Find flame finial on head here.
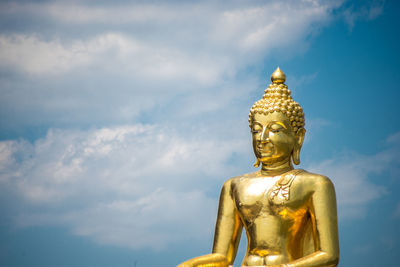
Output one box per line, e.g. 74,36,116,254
271,67,286,84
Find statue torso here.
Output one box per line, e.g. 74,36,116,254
231,169,316,266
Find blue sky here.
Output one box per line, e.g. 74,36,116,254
0,0,399,266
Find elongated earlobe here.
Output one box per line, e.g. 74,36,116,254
292,128,305,165
253,158,260,168
292,148,301,165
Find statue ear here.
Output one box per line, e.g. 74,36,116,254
292,128,306,165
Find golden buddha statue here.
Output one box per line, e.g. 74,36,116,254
178,68,339,267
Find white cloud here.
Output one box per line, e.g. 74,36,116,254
342,0,384,31
307,132,400,219
0,124,247,249
0,1,339,76
0,1,344,133
0,33,223,82
212,2,332,54
0,34,89,75
2,125,399,249
1,1,197,25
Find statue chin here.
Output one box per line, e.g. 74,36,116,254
178,68,339,267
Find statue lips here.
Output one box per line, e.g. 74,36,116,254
258,142,274,157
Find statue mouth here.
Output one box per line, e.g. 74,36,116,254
257,142,274,155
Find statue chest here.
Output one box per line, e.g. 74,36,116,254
232,174,308,224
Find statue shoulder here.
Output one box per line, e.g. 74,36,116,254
222,171,259,190
225,171,260,183
296,169,336,191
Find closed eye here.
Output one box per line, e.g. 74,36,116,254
251,122,263,133
270,123,285,132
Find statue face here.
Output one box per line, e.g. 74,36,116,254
251,112,297,165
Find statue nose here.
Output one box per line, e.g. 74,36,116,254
260,127,270,143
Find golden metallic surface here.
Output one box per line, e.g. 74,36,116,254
178,68,339,267
270,67,286,84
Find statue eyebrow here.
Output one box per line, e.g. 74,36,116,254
271,121,287,129
252,121,287,129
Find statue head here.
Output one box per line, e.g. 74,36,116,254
249,67,306,167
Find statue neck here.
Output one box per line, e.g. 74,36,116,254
261,159,294,176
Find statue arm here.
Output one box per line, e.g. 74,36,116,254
177,179,243,267
177,253,229,267
212,179,243,264
281,176,340,267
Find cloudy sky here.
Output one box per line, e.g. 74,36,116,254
0,0,399,266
